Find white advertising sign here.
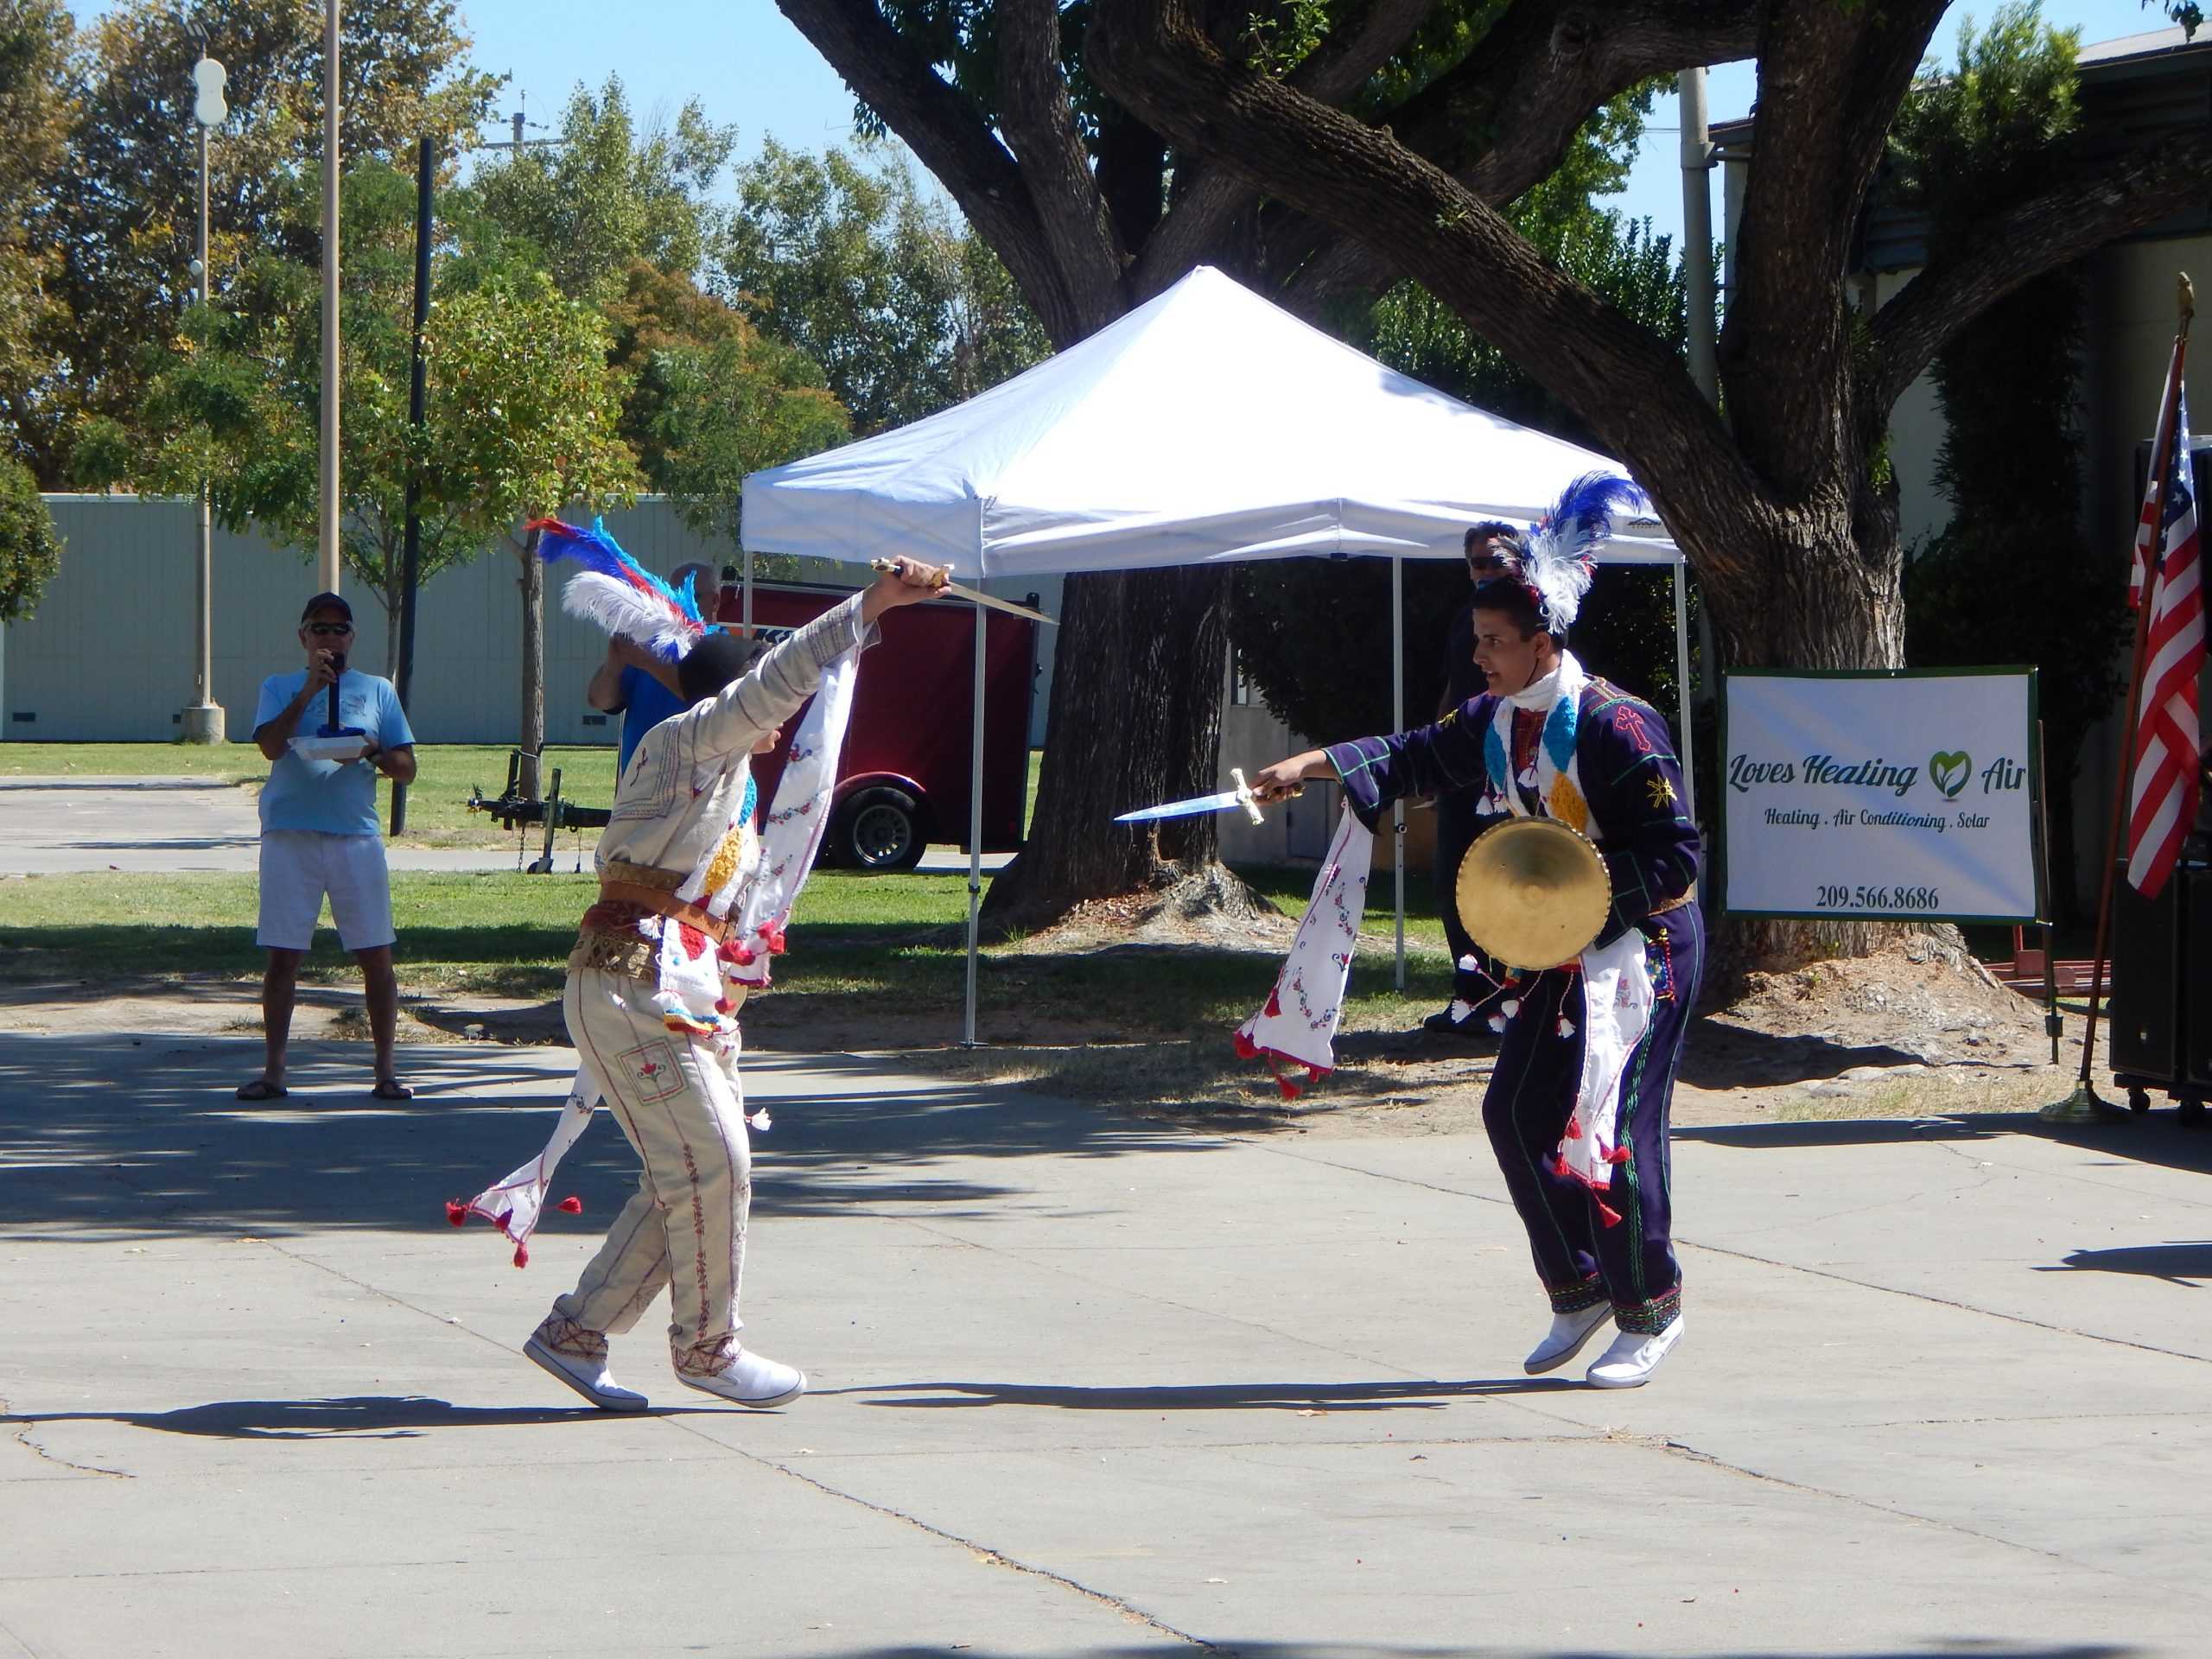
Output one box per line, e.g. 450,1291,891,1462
1721,670,2041,923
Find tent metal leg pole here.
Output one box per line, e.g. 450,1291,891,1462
964,603,986,1048
1673,561,1697,822
1392,554,1406,993
742,547,753,636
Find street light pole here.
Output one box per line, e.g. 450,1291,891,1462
317,0,341,594
183,54,228,744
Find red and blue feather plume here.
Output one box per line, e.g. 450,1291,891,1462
529,516,715,663
1522,472,1648,633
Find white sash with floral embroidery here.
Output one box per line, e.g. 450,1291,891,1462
453,652,861,1263
1235,804,1372,1094
1482,651,1653,1205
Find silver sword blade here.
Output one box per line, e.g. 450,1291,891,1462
938,578,1057,626
1113,790,1245,823
868,561,1056,625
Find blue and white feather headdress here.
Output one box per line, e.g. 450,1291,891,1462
1521,472,1648,634
530,516,719,663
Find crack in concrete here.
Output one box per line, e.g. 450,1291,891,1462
243,1238,1219,1649
1247,1136,2212,1366
0,1394,132,1482
659,1415,1220,1653
1653,1432,2212,1610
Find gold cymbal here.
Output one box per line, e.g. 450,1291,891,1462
1456,817,1611,971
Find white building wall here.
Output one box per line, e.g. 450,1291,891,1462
3,497,1060,747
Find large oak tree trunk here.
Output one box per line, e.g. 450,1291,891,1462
982,564,1259,929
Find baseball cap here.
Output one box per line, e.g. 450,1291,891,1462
300,592,353,623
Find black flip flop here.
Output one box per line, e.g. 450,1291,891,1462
235,1078,288,1100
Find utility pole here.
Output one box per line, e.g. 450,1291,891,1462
476,92,562,159
317,0,341,594
1677,67,1720,409
389,137,435,836
184,52,228,742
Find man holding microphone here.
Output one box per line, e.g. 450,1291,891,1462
238,592,416,1103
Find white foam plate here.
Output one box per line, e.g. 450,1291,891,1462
291,734,370,763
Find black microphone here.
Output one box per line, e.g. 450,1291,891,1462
327,652,346,734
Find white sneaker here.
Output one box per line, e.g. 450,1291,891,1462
677,1349,807,1409
1523,1301,1612,1374
524,1333,649,1413
1586,1314,1685,1388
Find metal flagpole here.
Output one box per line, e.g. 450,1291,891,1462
1673,560,1697,822
963,603,987,1046
1391,553,1406,991
2043,275,2193,1123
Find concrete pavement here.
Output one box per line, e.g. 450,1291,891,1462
0,776,1012,874
3,1028,2208,1657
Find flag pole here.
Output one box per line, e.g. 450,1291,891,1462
2043,274,2194,1123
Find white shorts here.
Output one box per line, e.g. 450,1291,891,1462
257,830,395,952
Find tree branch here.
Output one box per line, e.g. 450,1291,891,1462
1868,128,2212,418
1719,0,1943,496
1134,0,1432,297
1271,0,1760,315
997,0,1129,334
772,0,1084,344
1089,0,1770,600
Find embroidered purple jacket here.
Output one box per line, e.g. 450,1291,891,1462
1325,678,1701,945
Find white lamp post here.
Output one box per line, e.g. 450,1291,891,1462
318,1,340,594
181,53,228,744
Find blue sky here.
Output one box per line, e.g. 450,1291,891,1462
72,0,2168,251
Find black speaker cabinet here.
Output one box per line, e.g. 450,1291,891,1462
2109,860,2183,1081
2188,869,2212,1087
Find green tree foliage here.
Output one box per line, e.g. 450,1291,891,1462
0,1,73,475
0,454,62,622
40,0,496,482
470,76,735,306
600,259,851,549
1230,208,1698,752
721,138,1051,436
1891,3,2123,919
125,163,627,673
429,267,640,791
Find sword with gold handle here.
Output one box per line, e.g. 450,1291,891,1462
869,559,1056,626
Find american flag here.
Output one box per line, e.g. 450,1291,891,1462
2132,341,2185,606
2126,385,2205,898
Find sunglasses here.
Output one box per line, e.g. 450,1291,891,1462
305,622,353,637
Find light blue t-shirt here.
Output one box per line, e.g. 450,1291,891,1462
253,669,416,836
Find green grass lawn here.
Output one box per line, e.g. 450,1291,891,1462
0,741,621,849
0,741,1033,852
0,861,1450,1036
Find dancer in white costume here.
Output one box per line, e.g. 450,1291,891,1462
512,519,947,1412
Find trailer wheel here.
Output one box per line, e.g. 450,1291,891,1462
836,786,925,872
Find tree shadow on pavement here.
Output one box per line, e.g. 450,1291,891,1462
2037,1242,2212,1286
0,1034,1215,1242
759,1643,2141,1659
837,1376,1577,1412
1675,1111,2212,1179
0,1395,611,1440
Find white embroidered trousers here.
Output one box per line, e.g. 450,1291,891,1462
553,969,751,1374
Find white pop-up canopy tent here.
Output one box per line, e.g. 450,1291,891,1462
742,266,1691,1042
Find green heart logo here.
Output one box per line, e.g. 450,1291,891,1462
1929,750,1971,799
